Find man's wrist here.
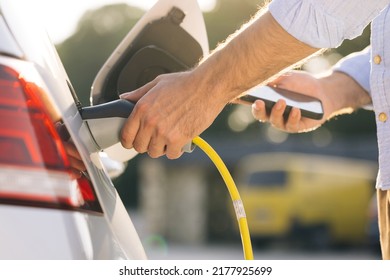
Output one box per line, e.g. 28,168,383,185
319,71,371,119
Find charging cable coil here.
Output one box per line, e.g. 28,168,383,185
192,136,254,260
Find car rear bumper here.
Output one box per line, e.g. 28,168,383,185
0,205,128,259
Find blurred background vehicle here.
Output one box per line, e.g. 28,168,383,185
231,153,378,250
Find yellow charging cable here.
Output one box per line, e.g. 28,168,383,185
192,136,254,260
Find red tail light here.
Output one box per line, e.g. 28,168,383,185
0,64,102,213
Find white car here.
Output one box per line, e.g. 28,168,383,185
0,0,208,259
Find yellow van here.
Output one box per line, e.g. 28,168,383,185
232,152,378,248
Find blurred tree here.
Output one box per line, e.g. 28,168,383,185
204,0,261,49
57,4,144,106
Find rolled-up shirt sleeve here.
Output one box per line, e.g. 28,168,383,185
268,0,389,48
332,47,371,94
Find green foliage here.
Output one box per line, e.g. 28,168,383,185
57,4,144,106
204,0,261,49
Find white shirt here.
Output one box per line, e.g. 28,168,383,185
269,0,390,190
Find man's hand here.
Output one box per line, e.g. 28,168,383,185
55,122,86,179
251,71,328,133
63,142,86,179
251,70,371,133
119,71,226,159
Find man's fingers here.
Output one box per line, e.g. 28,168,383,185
63,142,82,160
147,137,167,158
63,142,86,171
131,107,161,154
285,107,301,132
68,156,86,172
120,79,157,103
165,138,184,159
251,100,268,122
269,99,287,129
251,99,303,133
120,79,161,151
121,103,141,150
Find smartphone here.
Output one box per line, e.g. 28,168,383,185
240,85,324,120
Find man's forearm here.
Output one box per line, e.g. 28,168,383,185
191,10,321,105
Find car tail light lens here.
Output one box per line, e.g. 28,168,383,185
0,64,102,213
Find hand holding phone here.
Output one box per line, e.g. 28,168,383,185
239,85,324,120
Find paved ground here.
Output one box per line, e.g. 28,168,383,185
144,242,380,260
129,210,381,260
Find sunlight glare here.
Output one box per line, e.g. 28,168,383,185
33,0,216,43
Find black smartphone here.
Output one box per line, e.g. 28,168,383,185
240,85,324,120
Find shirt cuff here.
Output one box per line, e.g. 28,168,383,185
332,47,372,109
